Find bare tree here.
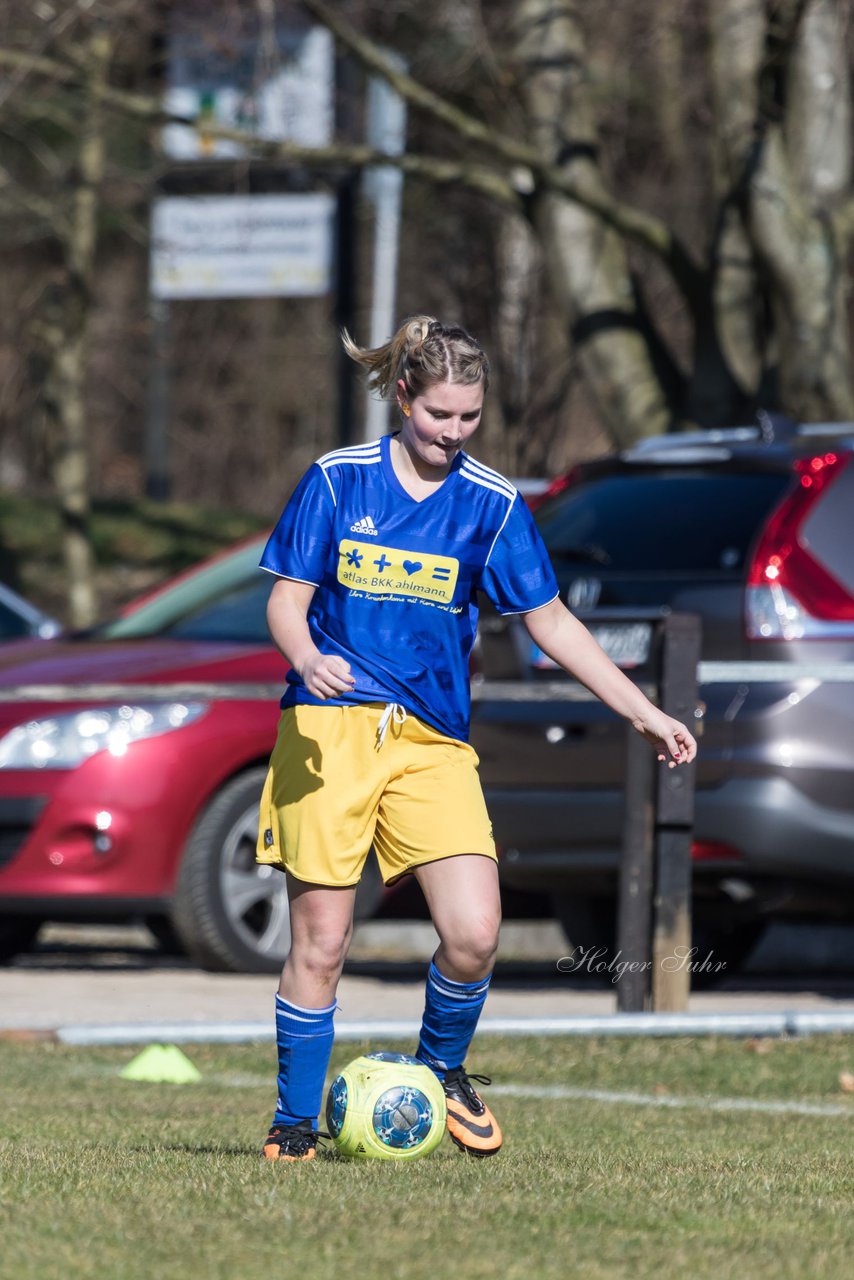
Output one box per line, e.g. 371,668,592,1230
0,0,852,626
303,0,853,429
512,0,673,443
39,24,111,628
710,0,853,422
0,8,115,627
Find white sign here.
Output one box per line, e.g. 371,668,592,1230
150,194,335,299
162,25,333,160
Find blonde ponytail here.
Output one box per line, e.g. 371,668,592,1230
342,315,489,401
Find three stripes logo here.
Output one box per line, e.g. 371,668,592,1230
350,515,379,536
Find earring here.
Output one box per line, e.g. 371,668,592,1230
401,403,411,417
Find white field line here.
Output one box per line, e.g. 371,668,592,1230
490,1084,854,1118
69,1063,854,1118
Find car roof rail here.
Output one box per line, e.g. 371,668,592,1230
620,426,761,461
755,409,798,442
619,414,854,464
796,420,854,438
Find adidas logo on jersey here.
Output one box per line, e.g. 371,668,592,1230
350,515,379,535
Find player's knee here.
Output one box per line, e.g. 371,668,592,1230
291,919,352,981
443,911,500,977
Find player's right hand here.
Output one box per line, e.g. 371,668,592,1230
300,652,356,700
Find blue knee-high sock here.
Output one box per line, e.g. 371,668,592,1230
415,957,492,1079
272,993,337,1129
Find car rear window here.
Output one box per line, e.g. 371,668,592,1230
159,577,272,642
0,599,30,640
800,457,854,592
97,538,269,641
535,469,790,572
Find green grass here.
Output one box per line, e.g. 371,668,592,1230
3,1035,854,1279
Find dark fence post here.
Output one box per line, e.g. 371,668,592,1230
615,730,655,1011
616,612,701,1012
650,613,701,1010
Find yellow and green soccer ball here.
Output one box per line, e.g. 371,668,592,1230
325,1052,447,1160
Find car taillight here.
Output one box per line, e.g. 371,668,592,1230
529,465,581,513
691,840,743,862
745,452,854,639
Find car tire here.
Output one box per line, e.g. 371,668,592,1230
551,893,764,987
171,768,384,974
0,916,43,965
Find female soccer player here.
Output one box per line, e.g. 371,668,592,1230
257,316,697,1160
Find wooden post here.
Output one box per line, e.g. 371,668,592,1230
616,611,700,1012
650,613,701,1011
615,727,655,1011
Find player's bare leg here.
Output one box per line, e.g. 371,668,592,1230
279,877,357,1006
415,854,503,1155
264,878,357,1161
415,853,501,982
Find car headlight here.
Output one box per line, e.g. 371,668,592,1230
0,702,208,770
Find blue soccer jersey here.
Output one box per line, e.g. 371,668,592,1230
260,434,558,741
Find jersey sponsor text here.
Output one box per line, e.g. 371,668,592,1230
337,539,459,605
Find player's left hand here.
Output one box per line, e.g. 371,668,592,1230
631,709,697,768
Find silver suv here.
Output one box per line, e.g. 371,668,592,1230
472,420,854,969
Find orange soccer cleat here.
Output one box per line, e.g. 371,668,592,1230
443,1068,503,1157
262,1120,323,1162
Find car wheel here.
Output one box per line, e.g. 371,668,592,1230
551,893,764,987
0,916,43,965
172,768,384,974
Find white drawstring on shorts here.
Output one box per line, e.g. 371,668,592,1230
376,702,407,750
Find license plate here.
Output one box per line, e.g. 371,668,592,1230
530,622,652,671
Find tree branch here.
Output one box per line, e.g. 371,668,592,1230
0,28,699,288
303,0,534,162
0,45,523,211
301,0,701,288
0,164,69,235
0,45,156,119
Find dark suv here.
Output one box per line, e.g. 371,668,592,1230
471,420,854,967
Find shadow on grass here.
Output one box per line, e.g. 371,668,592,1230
143,1144,257,1157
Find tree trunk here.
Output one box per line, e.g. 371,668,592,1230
492,211,540,472
45,26,110,628
711,0,854,422
513,0,673,445
701,0,773,419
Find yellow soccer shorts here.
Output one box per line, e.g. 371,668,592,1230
256,703,496,887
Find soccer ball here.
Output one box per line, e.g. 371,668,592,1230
325,1052,447,1160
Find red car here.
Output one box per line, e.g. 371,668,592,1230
0,536,382,972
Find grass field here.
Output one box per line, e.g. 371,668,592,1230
3,1033,854,1280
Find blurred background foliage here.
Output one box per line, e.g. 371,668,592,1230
0,0,851,623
